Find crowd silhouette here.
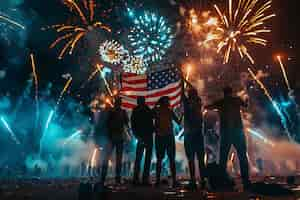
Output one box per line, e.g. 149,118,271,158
97,76,251,191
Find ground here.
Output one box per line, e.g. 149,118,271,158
0,177,299,200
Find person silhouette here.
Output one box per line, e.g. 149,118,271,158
131,96,154,185
101,97,129,184
182,83,207,189
205,87,251,190
154,96,181,188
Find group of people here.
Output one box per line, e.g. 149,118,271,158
98,80,251,190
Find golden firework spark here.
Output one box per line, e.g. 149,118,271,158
214,0,275,64
96,64,113,96
46,0,111,59
277,56,291,92
30,54,40,130
56,77,73,107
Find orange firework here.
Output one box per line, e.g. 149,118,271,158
46,0,111,59
214,0,275,64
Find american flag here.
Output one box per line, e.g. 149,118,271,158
120,67,182,110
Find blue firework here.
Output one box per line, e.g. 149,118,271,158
128,11,173,64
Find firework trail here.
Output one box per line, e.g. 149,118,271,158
90,148,98,168
247,128,274,146
56,77,73,107
248,68,292,141
277,56,291,92
40,78,72,155
79,67,100,90
44,110,54,134
0,116,20,144
0,14,25,30
63,129,82,145
46,0,111,59
214,0,275,64
30,54,40,130
96,64,112,96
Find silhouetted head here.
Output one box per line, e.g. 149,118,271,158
114,97,122,108
223,87,233,97
158,96,170,107
137,96,146,106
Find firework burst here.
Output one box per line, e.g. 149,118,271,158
123,56,147,75
214,0,275,64
46,0,111,59
128,10,174,64
99,40,128,65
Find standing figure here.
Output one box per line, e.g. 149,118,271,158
182,84,207,189
154,96,181,187
131,96,154,185
205,87,251,189
101,97,129,184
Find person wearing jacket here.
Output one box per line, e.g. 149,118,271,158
131,96,154,185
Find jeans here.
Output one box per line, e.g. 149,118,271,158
219,129,250,186
101,139,123,183
155,134,176,183
133,138,153,182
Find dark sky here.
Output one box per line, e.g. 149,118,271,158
0,0,300,96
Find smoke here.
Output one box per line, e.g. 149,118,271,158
0,76,98,177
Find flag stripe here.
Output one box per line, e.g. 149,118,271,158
121,81,181,97
121,68,182,110
121,88,181,106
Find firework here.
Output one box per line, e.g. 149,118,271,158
30,54,40,130
123,56,147,74
247,128,274,146
56,77,73,106
128,10,174,64
99,40,128,65
0,116,20,144
47,0,111,59
186,9,221,47
248,68,292,140
79,67,100,90
63,129,83,145
0,14,25,30
96,64,113,96
214,0,275,64
90,148,98,167
277,56,291,92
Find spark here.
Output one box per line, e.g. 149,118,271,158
128,10,174,64
1,116,20,144
277,56,291,92
56,77,73,107
63,129,83,145
123,56,147,75
96,64,113,96
79,67,100,90
186,64,192,81
0,14,25,30
44,110,55,134
30,54,39,130
46,0,111,59
248,68,292,141
247,128,275,147
214,0,275,64
184,9,221,64
90,148,98,168
99,40,128,65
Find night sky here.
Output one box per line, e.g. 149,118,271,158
0,0,299,98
